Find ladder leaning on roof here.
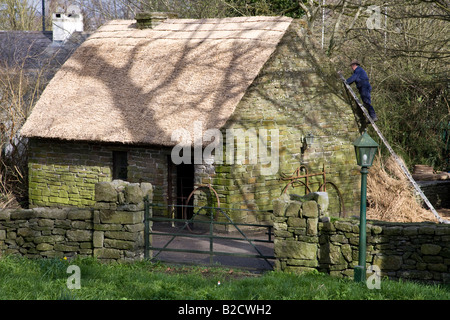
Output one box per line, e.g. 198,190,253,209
338,72,450,224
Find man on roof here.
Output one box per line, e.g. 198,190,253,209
345,59,378,122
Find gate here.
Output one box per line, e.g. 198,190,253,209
144,198,274,270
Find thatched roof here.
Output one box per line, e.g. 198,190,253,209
20,16,293,146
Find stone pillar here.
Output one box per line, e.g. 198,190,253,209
93,181,153,262
272,193,327,273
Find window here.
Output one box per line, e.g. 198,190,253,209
113,151,128,180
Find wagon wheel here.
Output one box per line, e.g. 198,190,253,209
317,181,346,218
182,184,220,232
282,179,312,195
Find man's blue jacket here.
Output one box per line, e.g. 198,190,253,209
346,66,371,91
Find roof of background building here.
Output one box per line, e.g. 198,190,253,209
0,30,89,71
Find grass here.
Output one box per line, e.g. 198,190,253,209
0,255,448,300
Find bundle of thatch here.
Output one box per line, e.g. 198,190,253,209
366,155,435,223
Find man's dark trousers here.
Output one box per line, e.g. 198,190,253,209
359,86,376,119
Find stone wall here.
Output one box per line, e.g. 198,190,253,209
28,138,173,215
207,20,361,222
273,194,450,284
0,181,153,262
272,193,328,273
417,180,450,209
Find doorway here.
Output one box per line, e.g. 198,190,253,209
176,163,195,219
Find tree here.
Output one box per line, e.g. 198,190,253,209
0,40,46,207
224,0,305,18
303,0,449,169
0,0,40,30
72,0,306,30
0,13,78,206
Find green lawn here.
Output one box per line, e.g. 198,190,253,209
0,255,448,300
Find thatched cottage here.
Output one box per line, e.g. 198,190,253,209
21,13,362,222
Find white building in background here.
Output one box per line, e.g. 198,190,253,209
52,5,84,43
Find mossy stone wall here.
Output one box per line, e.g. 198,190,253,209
273,194,450,284
200,20,361,222
1,181,153,262
28,139,174,214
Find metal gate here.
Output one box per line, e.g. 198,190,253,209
144,198,274,270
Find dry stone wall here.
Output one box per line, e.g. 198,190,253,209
417,180,450,209
273,193,450,284
0,181,153,262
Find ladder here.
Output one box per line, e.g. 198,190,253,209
338,72,449,224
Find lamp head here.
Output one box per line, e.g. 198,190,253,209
353,131,379,167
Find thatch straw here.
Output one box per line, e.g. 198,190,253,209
367,154,436,223
20,16,293,147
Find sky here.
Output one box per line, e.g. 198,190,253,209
33,0,46,14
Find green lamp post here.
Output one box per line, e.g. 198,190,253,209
353,131,379,283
